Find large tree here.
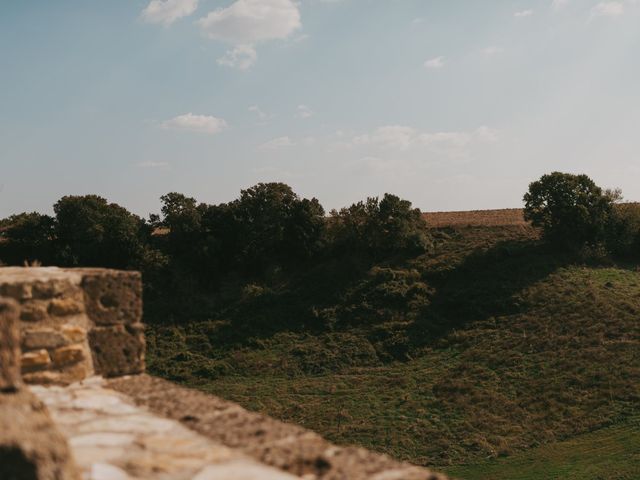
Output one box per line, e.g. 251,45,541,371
523,172,618,250
54,195,149,268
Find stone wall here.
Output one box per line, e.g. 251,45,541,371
0,296,79,479
0,267,145,385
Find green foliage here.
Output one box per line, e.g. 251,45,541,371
328,193,431,259
606,203,640,257
0,212,55,264
231,182,325,271
53,195,153,269
523,172,618,251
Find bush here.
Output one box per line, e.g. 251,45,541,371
523,172,617,251
0,212,55,264
327,193,431,259
54,195,152,269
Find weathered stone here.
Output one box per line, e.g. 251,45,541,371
49,297,83,316
32,279,72,299
81,270,142,326
0,299,21,391
22,370,65,386
21,349,51,370
193,462,300,480
89,325,145,377
1,282,33,300
0,389,80,480
52,345,85,366
23,362,89,386
19,303,49,322
62,325,87,343
23,329,68,349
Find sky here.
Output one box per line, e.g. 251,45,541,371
1,0,639,218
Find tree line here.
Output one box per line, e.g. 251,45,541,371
1,172,639,282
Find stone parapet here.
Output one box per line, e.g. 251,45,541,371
0,267,145,385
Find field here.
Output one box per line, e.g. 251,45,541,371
423,208,527,227
448,416,640,480
146,212,640,478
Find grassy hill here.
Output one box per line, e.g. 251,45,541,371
145,216,640,477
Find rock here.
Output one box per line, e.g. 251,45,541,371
52,345,85,366
0,389,80,480
19,303,48,322
0,299,21,391
49,298,83,316
62,325,87,343
23,329,69,349
81,271,142,326
193,462,300,480
0,282,33,300
89,326,145,377
89,463,130,480
21,349,51,370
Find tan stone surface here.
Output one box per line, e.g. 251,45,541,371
23,328,69,349
21,349,51,370
52,345,85,366
108,375,449,480
31,377,303,480
0,298,21,391
0,389,80,480
80,270,142,326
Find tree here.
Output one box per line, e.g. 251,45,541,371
0,212,55,264
53,195,149,269
231,183,325,271
523,172,617,250
328,193,431,258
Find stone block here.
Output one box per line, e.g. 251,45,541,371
0,299,21,392
0,390,80,480
49,298,83,317
21,349,51,371
88,324,145,377
52,345,85,366
23,329,68,350
19,303,49,322
61,325,87,343
0,282,33,301
81,270,142,326
23,362,88,386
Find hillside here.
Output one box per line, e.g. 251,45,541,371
145,213,640,476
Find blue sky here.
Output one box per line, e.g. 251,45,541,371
1,0,639,218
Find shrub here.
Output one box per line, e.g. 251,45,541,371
523,172,617,251
327,193,431,259
53,195,151,269
0,212,55,264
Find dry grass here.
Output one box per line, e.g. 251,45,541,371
422,209,528,228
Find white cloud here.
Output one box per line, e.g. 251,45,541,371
514,9,534,17
141,0,198,26
424,56,445,69
590,2,625,18
482,46,504,56
296,105,314,119
197,0,301,44
259,136,295,149
217,45,257,70
161,113,227,134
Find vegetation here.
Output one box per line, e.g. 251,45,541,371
1,172,639,478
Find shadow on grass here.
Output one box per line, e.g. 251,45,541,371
408,240,570,347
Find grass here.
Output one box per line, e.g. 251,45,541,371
447,416,640,480
146,224,640,476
